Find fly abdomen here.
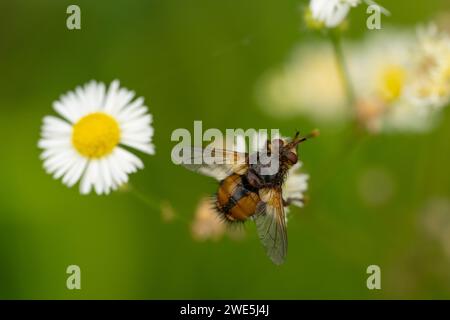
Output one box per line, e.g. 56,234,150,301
216,174,260,222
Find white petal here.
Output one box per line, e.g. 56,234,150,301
80,160,96,195
53,155,79,180
62,157,88,187
326,4,350,27
91,160,104,195
94,82,106,110
117,107,151,125
82,81,97,113
60,91,86,122
107,152,129,187
310,0,330,19
115,147,144,172
118,106,150,124
40,148,65,160
40,131,72,140
103,80,120,113
38,137,72,149
110,88,135,116
99,158,113,194
42,116,72,134
53,100,77,123
75,85,90,115
43,149,76,173
120,114,152,131
120,129,153,142
116,97,145,122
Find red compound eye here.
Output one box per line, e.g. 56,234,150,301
285,151,298,164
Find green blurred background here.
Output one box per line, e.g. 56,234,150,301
0,0,449,299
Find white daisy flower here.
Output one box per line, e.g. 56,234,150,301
309,0,389,29
309,0,361,28
348,25,450,133
38,80,155,195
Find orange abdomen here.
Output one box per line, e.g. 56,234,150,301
216,174,260,222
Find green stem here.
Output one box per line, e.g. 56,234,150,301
330,31,356,107
127,184,190,224
311,32,368,193
128,184,161,212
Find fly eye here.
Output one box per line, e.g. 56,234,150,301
285,151,298,164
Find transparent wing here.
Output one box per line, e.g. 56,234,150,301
254,187,288,265
181,147,248,181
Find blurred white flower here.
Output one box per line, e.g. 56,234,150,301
191,196,245,241
259,20,448,134
348,31,413,103
191,197,226,241
283,162,309,209
349,25,450,133
408,24,450,110
256,43,349,124
347,30,416,132
309,0,361,28
38,80,155,195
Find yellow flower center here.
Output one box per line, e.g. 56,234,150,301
72,112,120,158
378,65,406,103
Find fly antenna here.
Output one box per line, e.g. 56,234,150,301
292,129,319,147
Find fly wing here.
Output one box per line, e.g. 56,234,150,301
253,187,288,265
181,147,248,181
